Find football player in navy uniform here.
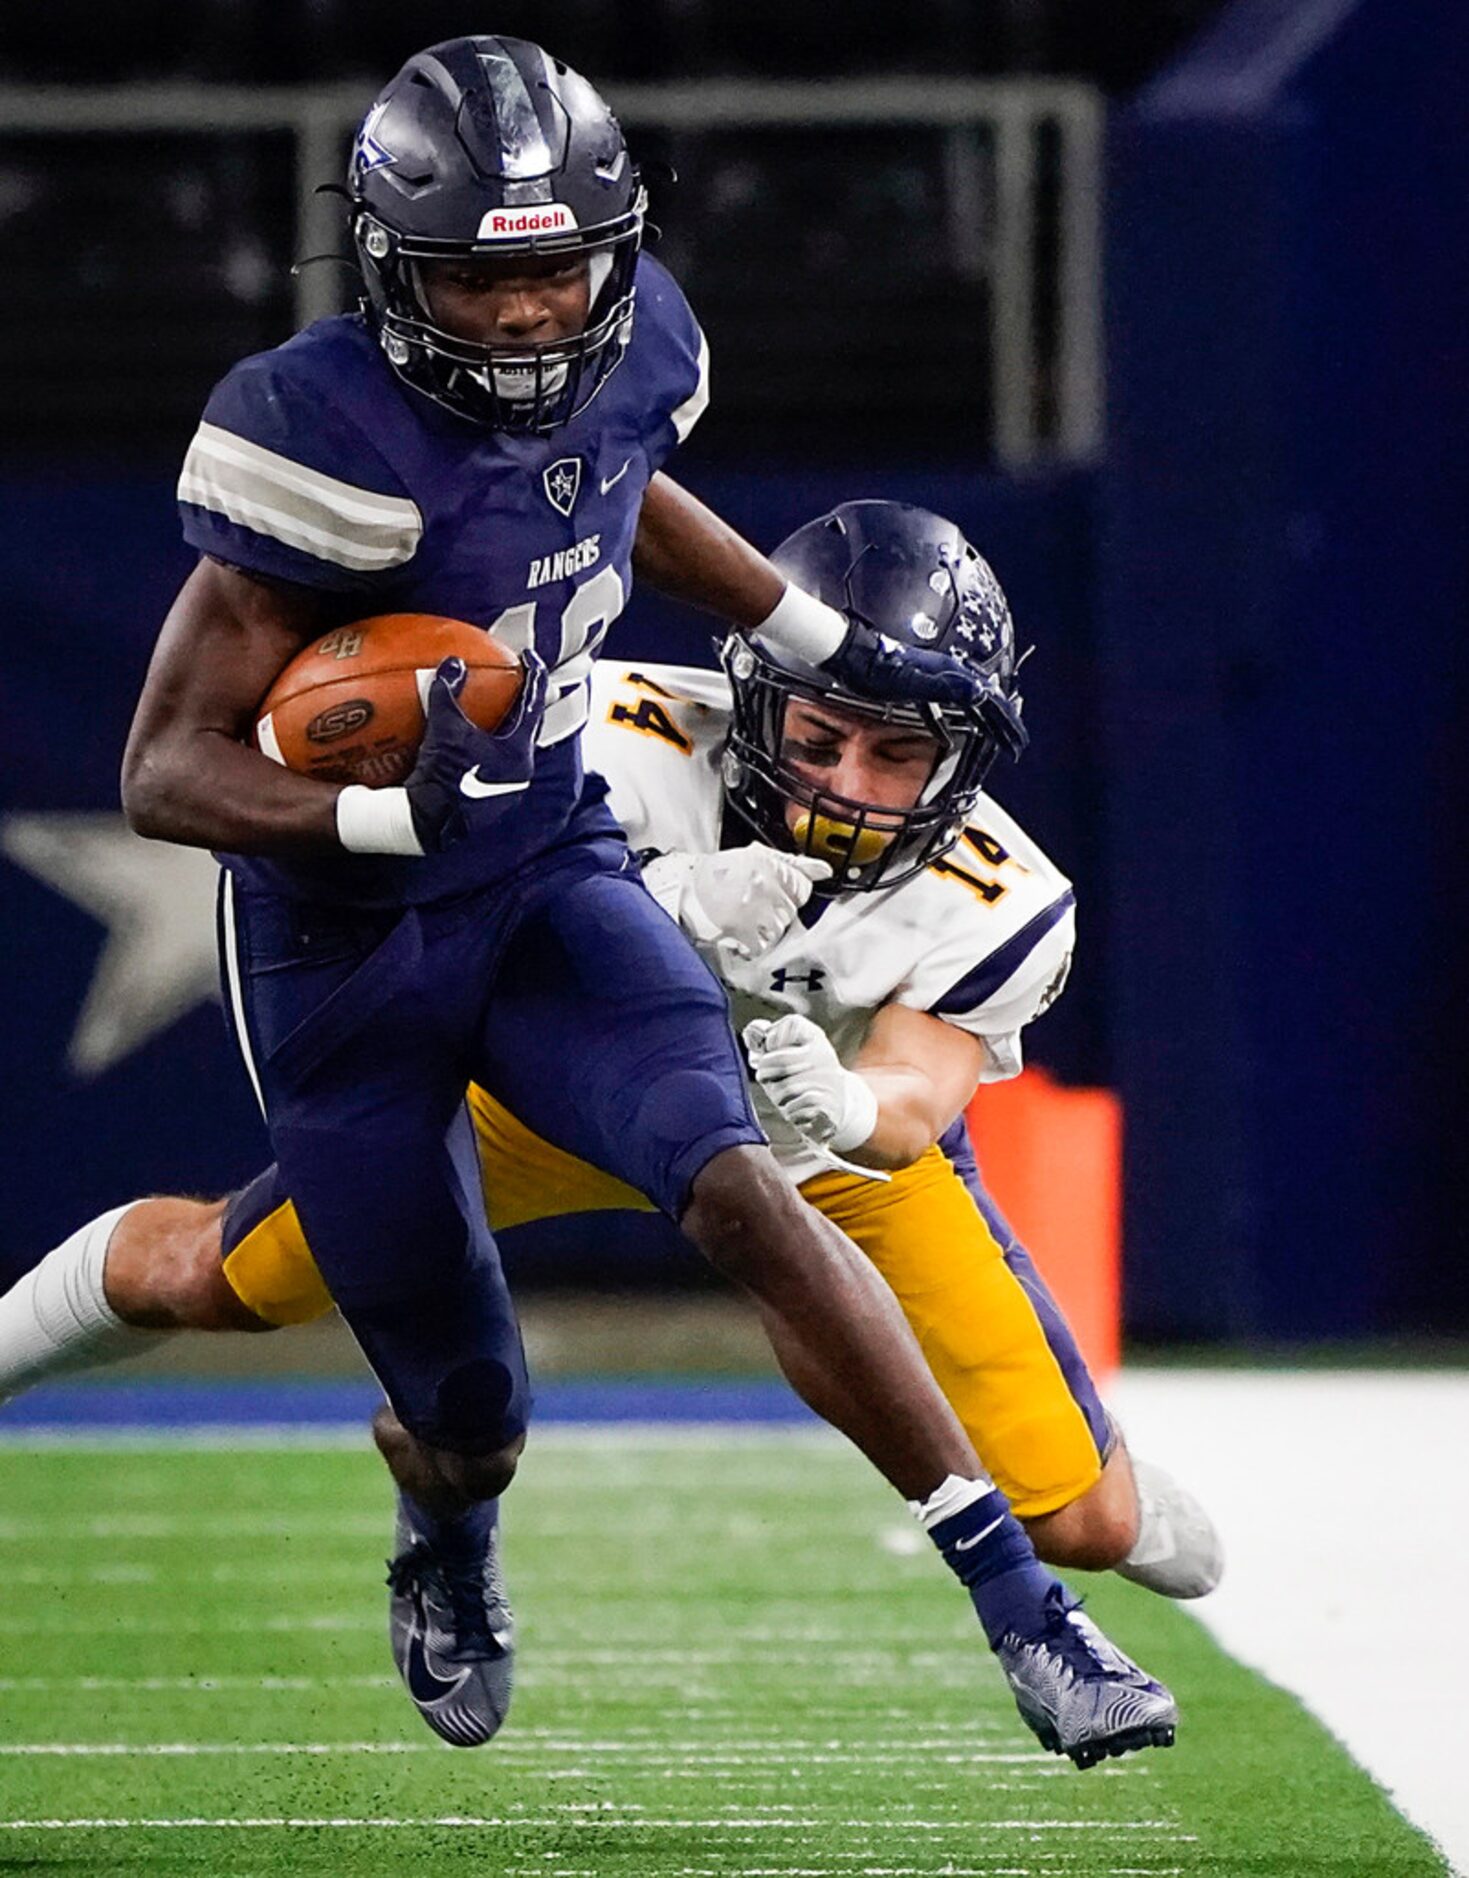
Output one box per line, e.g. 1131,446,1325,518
4,43,1177,1766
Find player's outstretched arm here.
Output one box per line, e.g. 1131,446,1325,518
631,472,785,625
122,557,345,853
633,475,985,710
746,1005,985,1171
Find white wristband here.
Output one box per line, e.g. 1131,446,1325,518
335,784,425,857
831,1070,880,1152
755,583,847,666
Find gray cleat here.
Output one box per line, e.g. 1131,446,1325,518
1115,1457,1225,1599
386,1502,514,1747
994,1584,1179,1769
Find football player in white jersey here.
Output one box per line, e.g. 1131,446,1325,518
469,499,1218,1595
0,500,1217,1604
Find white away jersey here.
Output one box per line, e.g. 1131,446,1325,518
584,662,1076,1181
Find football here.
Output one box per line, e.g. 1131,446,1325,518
255,614,522,788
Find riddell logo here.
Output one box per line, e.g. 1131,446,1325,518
477,204,578,240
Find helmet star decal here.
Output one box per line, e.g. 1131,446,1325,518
352,102,395,178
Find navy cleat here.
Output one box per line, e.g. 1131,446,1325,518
386,1499,514,1747
994,1584,1178,1769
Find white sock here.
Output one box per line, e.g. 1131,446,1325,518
907,1471,999,1530
0,1203,163,1404
1115,1456,1225,1599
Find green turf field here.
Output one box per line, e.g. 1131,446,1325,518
0,1433,1447,1876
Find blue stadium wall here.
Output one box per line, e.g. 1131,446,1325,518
1100,0,1468,1339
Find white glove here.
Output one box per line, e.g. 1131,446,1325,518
743,1014,879,1151
641,845,831,961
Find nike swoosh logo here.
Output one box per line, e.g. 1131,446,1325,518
953,1514,1005,1553
459,770,531,801
403,1621,470,1705
600,458,633,494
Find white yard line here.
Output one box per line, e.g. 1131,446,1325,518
0,1614,379,1633
1111,1369,1469,1877
0,1514,386,1537
0,1618,978,1651
0,1814,1190,1833
0,1675,1000,1707
0,1426,372,1449
0,1675,393,1692
0,1740,1065,1764
0,1741,431,1756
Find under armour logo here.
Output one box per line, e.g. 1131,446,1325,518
770,966,826,994
542,457,582,517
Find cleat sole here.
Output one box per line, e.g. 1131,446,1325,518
1068,1722,1177,1769
1013,1698,1061,1755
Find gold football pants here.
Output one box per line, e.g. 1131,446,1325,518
221,1086,1107,1516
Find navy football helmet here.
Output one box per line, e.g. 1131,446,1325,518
348,36,645,432
720,501,1027,893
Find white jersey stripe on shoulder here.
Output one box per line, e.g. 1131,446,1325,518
179,422,422,572
186,425,420,528
670,329,711,443
177,474,412,572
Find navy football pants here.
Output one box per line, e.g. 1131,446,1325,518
219,835,761,1454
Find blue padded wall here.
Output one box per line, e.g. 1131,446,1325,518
1100,0,1469,1337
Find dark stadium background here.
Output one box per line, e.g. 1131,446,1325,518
0,0,1463,1348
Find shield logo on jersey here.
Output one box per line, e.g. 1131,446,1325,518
542,457,583,517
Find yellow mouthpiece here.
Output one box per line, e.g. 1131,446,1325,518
793,811,893,867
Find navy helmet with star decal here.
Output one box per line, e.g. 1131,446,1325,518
720,501,1028,892
349,35,645,432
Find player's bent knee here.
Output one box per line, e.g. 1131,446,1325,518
681,1145,804,1284
187,1208,280,1332
1023,1467,1140,1571
106,1197,273,1332
1029,1511,1136,1572
440,1440,523,1504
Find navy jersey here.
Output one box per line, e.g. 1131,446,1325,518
178,254,710,905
